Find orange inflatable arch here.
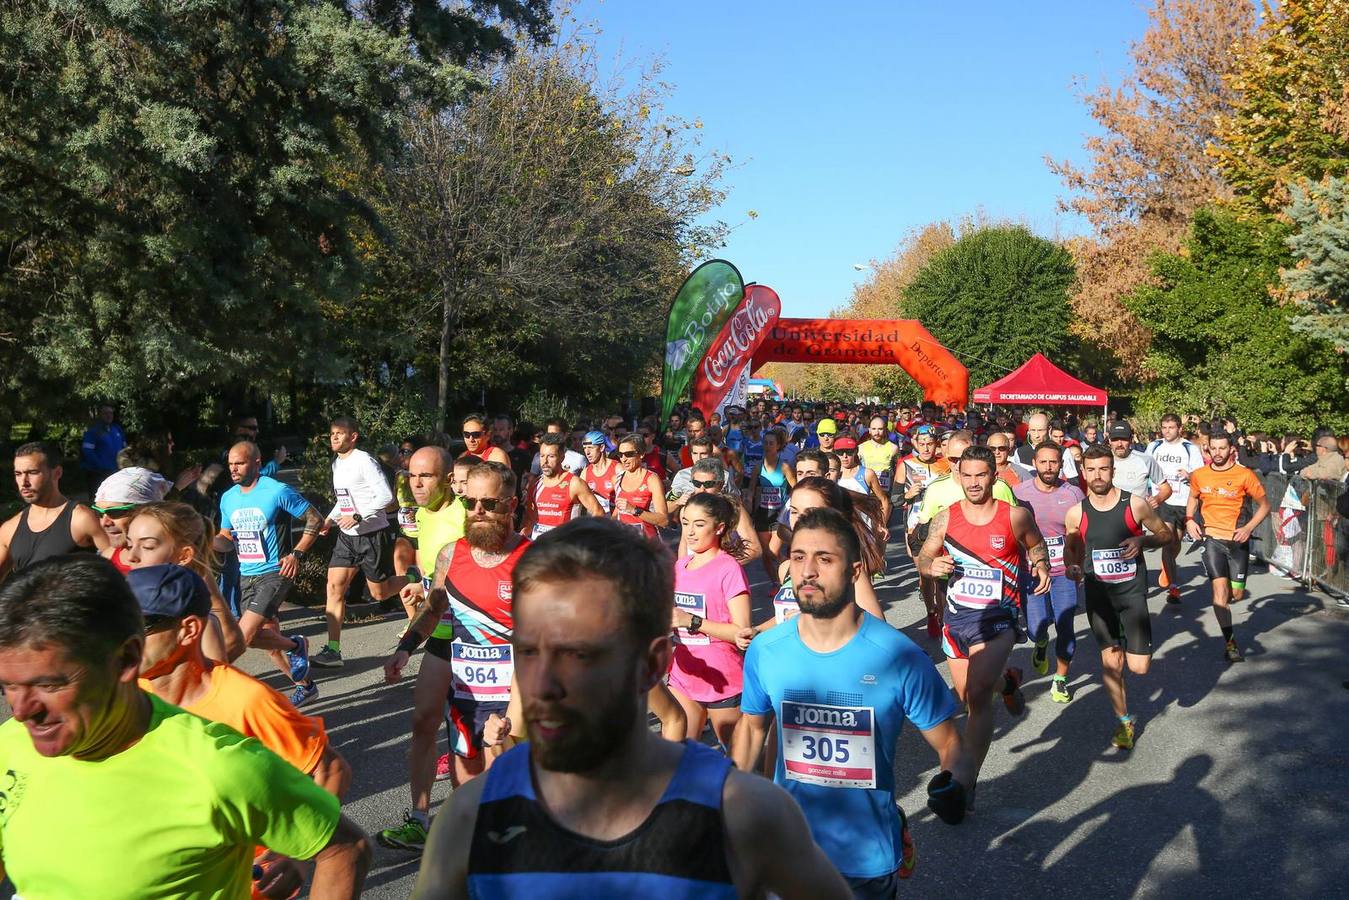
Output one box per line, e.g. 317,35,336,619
751,318,969,408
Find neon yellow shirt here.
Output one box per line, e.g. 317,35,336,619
857,439,899,489
416,497,466,577
0,692,339,899
918,473,1015,524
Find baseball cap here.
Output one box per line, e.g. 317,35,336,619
833,412,848,422
912,424,936,437
816,418,838,435
583,430,606,446
1107,422,1134,441
95,466,171,507
833,436,858,450
128,564,212,621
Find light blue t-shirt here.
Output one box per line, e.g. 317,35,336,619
219,476,312,577
741,614,956,879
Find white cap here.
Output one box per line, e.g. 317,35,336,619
95,467,171,506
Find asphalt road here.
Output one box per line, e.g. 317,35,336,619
4,530,1347,898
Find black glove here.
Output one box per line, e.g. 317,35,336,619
926,770,967,825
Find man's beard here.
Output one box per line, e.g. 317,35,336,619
1088,480,1113,496
529,676,638,773
795,581,852,619
467,517,510,552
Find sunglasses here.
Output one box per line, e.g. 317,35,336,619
461,496,509,512
143,614,180,634
463,431,486,440
837,448,857,455
691,478,718,488
988,446,1010,452
92,504,137,518
618,450,642,458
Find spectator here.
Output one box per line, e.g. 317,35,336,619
80,404,125,495
1299,433,1348,481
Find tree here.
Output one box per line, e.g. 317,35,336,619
1048,0,1256,381
373,36,730,426
899,227,1076,390
1124,206,1348,431
1214,0,1349,212
1282,175,1349,359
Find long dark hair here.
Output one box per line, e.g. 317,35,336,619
683,492,738,553
788,477,885,574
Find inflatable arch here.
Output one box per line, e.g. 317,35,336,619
751,318,969,408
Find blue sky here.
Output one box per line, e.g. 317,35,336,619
573,0,1151,317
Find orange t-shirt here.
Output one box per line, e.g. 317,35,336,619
1190,463,1266,541
141,665,327,775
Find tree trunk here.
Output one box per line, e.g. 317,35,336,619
437,279,453,431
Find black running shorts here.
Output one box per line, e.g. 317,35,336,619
1085,579,1152,655
1201,538,1250,586
329,527,396,582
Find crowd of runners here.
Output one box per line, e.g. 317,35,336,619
0,396,1342,898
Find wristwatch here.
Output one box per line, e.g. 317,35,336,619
688,615,703,634
291,548,306,561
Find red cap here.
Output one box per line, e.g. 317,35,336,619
833,436,859,450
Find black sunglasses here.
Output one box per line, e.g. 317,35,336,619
461,496,508,512
691,478,718,488
618,450,642,458
462,430,484,440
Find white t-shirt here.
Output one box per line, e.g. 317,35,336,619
1145,438,1207,507
1112,450,1167,499
329,449,393,535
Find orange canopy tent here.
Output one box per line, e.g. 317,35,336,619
972,353,1108,416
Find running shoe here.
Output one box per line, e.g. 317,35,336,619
285,633,310,683
1031,639,1049,676
1050,676,1072,703
311,646,344,668
1112,719,1135,750
1224,640,1245,663
897,806,916,879
377,811,428,852
1165,587,1182,605
434,752,453,782
290,680,319,708
1000,667,1026,716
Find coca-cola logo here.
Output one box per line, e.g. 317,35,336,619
702,294,775,389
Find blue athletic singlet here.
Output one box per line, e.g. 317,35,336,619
756,461,788,512
467,741,737,899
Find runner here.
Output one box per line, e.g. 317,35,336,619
749,429,796,587
1186,430,1271,662
733,507,973,893
834,436,891,536
316,415,403,669
916,445,1050,799
0,442,108,579
669,493,752,750
412,517,849,899
0,556,371,899
461,413,512,466
94,466,173,574
815,416,838,456
1145,413,1207,602
125,502,245,665
612,434,670,539
393,436,425,607
1012,442,1086,703
131,563,353,896
1106,421,1172,511
381,462,529,852
1063,445,1174,750
1016,413,1078,480
985,433,1023,486
858,415,900,499
216,441,323,705
580,429,620,514
520,433,603,540
674,458,762,566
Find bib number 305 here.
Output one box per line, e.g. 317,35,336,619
781,701,876,790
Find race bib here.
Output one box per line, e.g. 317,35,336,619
674,590,709,646
235,529,265,564
909,468,929,488
335,487,357,515
450,642,513,703
1091,548,1136,584
397,507,417,530
781,701,877,790
760,486,784,510
530,523,557,540
949,563,1002,607
772,582,799,625
876,469,894,491
1045,535,1065,568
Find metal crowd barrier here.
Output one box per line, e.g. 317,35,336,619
1253,472,1348,601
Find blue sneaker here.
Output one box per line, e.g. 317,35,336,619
290,680,319,708
286,634,310,683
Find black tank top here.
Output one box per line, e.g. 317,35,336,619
9,503,83,573
1077,490,1146,594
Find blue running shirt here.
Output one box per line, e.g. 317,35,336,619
741,614,956,879
219,477,313,577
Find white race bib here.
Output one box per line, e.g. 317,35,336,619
1091,548,1136,584
450,642,513,703
1046,535,1065,568
772,582,799,625
336,487,357,516
781,701,877,789
949,563,1002,607
397,507,417,530
876,469,894,491
530,523,557,541
674,590,709,645
235,529,265,564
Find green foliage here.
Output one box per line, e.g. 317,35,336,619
900,227,1076,389
1124,206,1349,431
1283,175,1349,356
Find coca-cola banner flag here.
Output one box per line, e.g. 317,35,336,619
691,284,782,418
661,260,745,427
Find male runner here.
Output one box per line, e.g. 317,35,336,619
1064,445,1173,749
461,414,512,466
581,430,620,513
0,442,108,579
858,415,900,498
0,556,370,898
216,441,323,705
1015,413,1078,480
413,517,849,899
1106,421,1171,510
985,433,1023,486
1012,442,1086,703
1186,431,1270,662
316,415,402,668
734,508,971,893
917,445,1049,798
899,426,951,638
380,462,529,852
520,434,603,540
669,436,741,512
1146,413,1207,602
